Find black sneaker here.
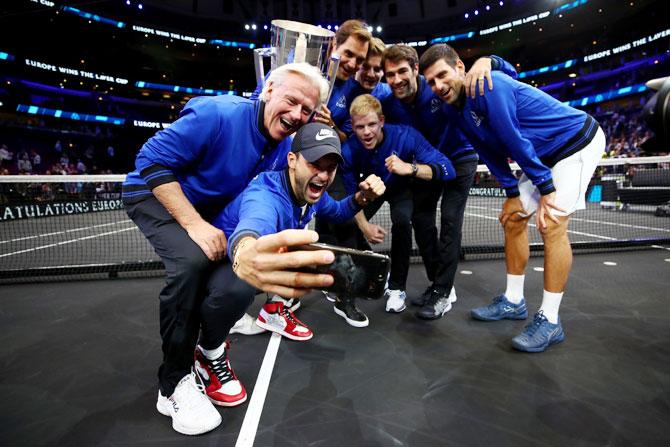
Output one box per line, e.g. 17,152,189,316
411,285,435,307
333,298,369,327
416,288,454,320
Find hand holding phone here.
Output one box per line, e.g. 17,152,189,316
289,243,390,300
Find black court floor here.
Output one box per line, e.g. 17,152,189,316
1,248,669,447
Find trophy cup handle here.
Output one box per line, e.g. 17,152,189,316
253,47,275,89
324,54,341,106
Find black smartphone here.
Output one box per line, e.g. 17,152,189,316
289,243,390,300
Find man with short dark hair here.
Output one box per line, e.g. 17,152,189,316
214,122,384,335
420,43,606,352
377,44,516,318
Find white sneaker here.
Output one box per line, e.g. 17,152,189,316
230,313,266,335
385,289,407,313
156,371,222,435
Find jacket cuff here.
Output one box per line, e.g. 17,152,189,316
140,164,177,190
227,231,260,261
537,178,556,196
504,185,520,198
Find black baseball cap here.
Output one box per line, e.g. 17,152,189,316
291,122,343,164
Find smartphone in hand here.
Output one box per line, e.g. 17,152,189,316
289,243,390,300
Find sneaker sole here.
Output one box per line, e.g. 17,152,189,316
385,304,406,313
333,306,369,328
415,302,452,320
512,331,565,353
471,311,528,321
255,319,313,341
156,397,221,435
208,393,248,407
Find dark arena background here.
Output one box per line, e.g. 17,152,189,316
1,1,668,446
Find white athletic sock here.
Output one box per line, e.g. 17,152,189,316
539,290,563,324
200,341,226,360
504,274,525,304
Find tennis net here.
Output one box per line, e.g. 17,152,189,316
1,156,669,283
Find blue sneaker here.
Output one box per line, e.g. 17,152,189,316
471,295,528,321
512,312,565,353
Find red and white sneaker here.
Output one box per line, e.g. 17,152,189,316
194,343,247,407
255,301,313,341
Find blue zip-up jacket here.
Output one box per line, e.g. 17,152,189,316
329,77,367,135
377,75,477,163
443,71,601,197
250,75,365,135
375,55,517,163
213,170,361,259
340,123,456,195
122,96,291,215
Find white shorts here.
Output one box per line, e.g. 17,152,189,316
518,127,606,217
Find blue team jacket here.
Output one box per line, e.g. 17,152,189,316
375,55,518,163
444,71,601,197
340,123,456,195
377,75,477,163
122,96,291,215
213,170,361,260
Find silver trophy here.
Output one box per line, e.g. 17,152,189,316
254,19,340,103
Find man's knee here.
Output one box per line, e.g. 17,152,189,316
539,216,569,241
208,277,256,313
173,246,212,278
502,213,530,234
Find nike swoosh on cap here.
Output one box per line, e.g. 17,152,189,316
315,129,337,141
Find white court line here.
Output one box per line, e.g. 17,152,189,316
0,220,134,245
236,332,282,447
0,226,138,258
463,212,616,241
466,204,670,233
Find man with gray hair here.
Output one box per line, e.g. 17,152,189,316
122,62,331,435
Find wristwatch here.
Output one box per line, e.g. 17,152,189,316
411,162,418,177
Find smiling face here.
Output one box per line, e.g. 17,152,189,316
332,36,369,81
356,55,384,91
422,58,466,106
288,152,339,204
384,59,418,103
262,72,319,141
352,112,384,150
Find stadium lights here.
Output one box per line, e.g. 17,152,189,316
138,3,143,10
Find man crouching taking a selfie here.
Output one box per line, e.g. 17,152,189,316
187,122,384,416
